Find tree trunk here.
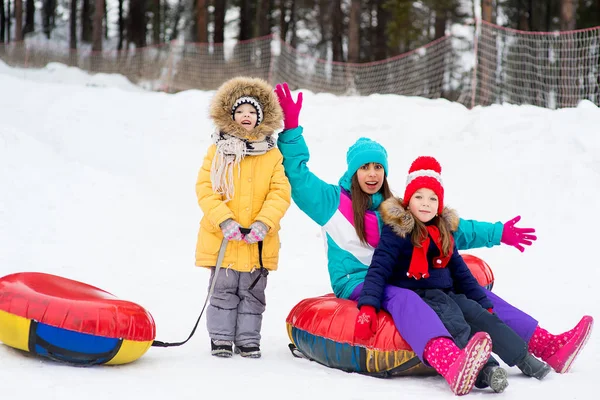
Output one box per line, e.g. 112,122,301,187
153,0,160,44
433,7,446,40
70,0,77,49
92,0,104,51
81,0,92,42
6,0,11,42
128,0,146,48
23,0,33,35
169,0,182,41
14,0,22,40
214,0,225,43
43,0,56,39
117,0,124,49
288,0,296,47
196,0,207,42
279,0,288,42
348,0,360,63
374,0,387,61
239,0,253,41
479,0,497,105
213,0,225,62
559,0,577,107
481,0,494,23
330,0,343,62
0,0,5,43
560,0,576,30
517,0,530,30
255,0,270,37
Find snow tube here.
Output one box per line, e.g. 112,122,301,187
0,272,156,365
286,254,494,377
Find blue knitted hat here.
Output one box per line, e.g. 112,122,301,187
339,137,388,192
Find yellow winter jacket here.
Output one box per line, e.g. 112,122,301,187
195,144,291,272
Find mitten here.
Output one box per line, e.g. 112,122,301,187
220,219,244,241
243,221,269,244
501,215,538,252
354,305,378,341
274,82,303,130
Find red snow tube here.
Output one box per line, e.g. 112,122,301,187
0,272,156,365
286,254,494,377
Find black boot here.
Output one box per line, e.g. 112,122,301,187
475,365,509,393
234,344,261,358
516,353,552,379
211,339,233,358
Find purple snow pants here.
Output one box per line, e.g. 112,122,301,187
349,283,538,363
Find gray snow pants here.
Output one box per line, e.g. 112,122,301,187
206,267,268,346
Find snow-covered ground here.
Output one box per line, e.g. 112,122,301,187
0,62,598,399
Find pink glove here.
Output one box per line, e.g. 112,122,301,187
220,219,244,241
501,215,537,252
354,305,378,341
274,82,303,130
243,221,268,244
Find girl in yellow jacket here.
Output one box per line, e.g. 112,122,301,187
195,77,291,359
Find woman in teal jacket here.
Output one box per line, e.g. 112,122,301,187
274,82,593,378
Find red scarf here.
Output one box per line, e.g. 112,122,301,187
407,225,454,280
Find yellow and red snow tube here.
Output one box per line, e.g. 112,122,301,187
0,272,156,365
286,254,494,377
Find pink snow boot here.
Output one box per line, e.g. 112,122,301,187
529,316,594,373
425,332,492,396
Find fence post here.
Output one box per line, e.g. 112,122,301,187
470,18,480,109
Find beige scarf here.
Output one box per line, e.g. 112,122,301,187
210,131,274,202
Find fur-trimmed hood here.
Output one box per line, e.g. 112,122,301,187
209,76,283,140
380,196,460,238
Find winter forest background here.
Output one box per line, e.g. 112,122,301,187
1,0,600,109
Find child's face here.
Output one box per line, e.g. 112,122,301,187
356,163,385,194
408,188,438,223
234,104,259,131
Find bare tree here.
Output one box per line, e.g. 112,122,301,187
214,0,226,61
239,0,253,40
117,0,124,49
348,0,360,63
128,0,146,48
3,0,10,43
153,0,161,44
70,0,77,49
0,0,5,43
42,0,56,39
331,0,343,62
214,0,225,44
92,0,104,51
560,0,576,30
14,0,22,40
23,0,33,35
482,0,493,23
373,0,387,60
81,0,92,42
560,0,577,106
256,0,270,37
196,0,207,42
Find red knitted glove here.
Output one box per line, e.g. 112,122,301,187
274,82,303,130
354,306,378,341
501,215,537,252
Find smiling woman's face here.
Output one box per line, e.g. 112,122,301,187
356,162,385,194
233,103,258,131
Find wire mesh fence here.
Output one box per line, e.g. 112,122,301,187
1,20,599,109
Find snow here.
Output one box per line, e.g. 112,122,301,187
0,61,598,399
